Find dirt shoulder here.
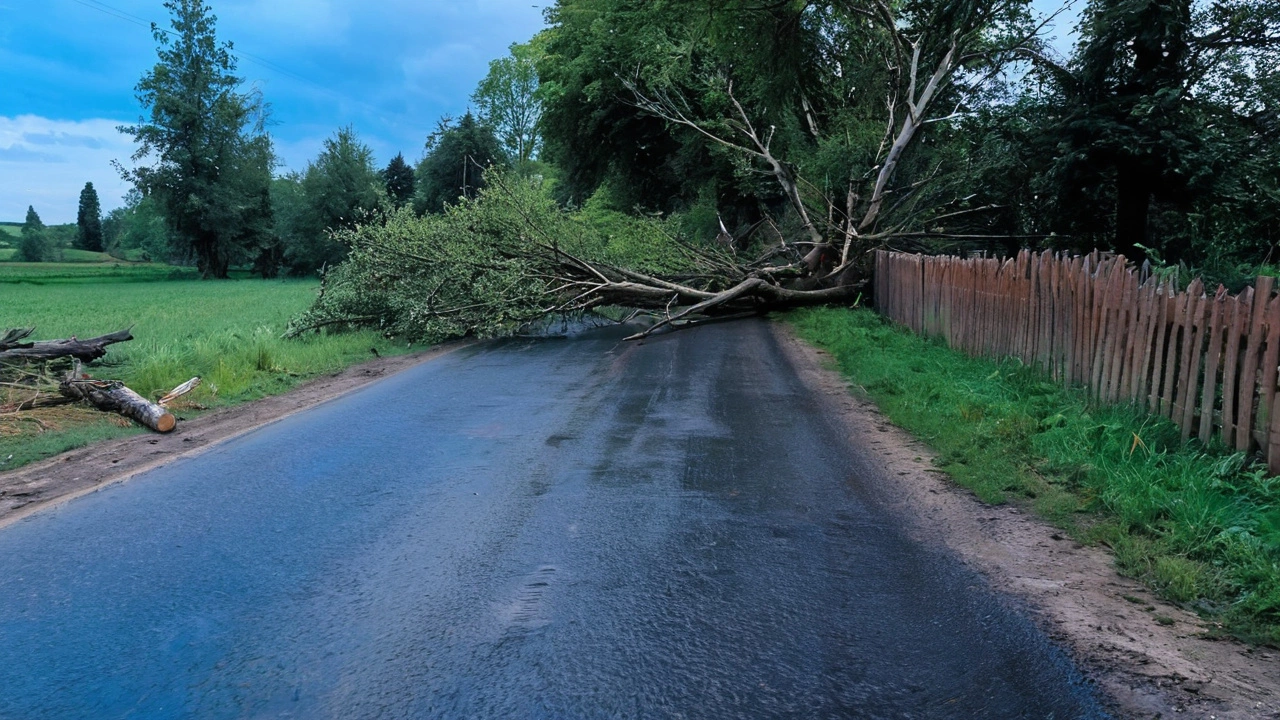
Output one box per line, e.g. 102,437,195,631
773,322,1280,720
0,343,466,530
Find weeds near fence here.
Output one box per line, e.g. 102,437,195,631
791,306,1280,646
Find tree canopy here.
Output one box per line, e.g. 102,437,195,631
414,112,509,214
472,42,545,165
288,126,385,273
117,0,275,279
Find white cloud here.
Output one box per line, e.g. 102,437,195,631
0,116,136,224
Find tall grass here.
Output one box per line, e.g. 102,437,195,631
1,272,411,469
790,306,1280,645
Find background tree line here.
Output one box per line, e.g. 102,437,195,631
24,1,535,277
527,0,1278,286
17,0,1274,289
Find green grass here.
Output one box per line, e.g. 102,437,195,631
1,267,414,470
0,250,117,262
54,249,117,263
0,224,20,238
790,306,1280,645
0,262,199,284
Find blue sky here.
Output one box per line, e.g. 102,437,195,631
0,0,549,222
0,0,1077,224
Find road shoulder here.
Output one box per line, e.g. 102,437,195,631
773,320,1280,720
0,342,466,530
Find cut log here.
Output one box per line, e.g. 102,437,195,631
59,378,176,433
0,329,134,363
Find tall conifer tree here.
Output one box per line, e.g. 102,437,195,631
383,153,416,209
77,182,104,252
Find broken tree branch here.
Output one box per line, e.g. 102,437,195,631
0,329,134,364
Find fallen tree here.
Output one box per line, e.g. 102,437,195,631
288,2,1052,343
1,328,197,434
286,171,861,344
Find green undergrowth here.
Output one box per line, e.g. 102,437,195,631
789,306,1280,646
1,273,412,470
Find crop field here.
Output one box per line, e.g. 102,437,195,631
0,265,409,469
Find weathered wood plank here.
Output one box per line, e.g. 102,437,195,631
1257,296,1280,455
1235,276,1273,451
1175,281,1206,440
1198,287,1228,445
1221,289,1250,447
1159,289,1188,419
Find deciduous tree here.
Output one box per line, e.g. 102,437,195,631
472,42,544,165
118,0,275,279
1021,0,1280,263
284,126,385,273
16,206,48,262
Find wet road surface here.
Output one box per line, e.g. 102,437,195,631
0,320,1108,718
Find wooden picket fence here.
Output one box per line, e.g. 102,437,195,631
874,249,1280,475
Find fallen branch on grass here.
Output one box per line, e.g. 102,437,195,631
0,328,36,352
0,328,187,434
0,329,134,363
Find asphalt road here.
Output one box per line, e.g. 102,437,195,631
0,320,1108,719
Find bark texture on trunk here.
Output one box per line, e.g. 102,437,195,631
59,378,176,433
0,329,134,363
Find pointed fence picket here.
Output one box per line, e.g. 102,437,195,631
873,250,1280,476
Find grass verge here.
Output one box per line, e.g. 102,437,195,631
1,271,412,470
789,306,1280,646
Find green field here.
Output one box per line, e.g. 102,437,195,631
1,265,411,469
790,306,1280,645
0,224,20,238
0,261,198,283
0,249,122,263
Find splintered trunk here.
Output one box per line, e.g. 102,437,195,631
59,378,176,433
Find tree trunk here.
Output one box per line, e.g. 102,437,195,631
59,378,176,433
0,329,133,363
196,230,230,279
1115,158,1152,261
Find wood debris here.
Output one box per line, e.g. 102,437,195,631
1,327,183,434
